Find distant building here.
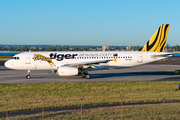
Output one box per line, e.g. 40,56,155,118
102,45,109,51
96,48,102,51
165,48,172,52
126,45,131,51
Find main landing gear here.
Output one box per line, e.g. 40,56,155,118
26,70,31,79
81,72,91,79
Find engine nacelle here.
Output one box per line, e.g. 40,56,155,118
57,66,78,76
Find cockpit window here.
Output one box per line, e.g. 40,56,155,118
11,57,20,60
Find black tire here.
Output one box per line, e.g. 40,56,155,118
85,74,91,79
26,75,31,79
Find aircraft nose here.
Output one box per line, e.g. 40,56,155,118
4,60,10,68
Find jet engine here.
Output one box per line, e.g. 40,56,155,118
57,66,78,76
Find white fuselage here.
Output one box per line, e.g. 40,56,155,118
5,51,171,71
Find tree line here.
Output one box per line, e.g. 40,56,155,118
0,44,178,52
0,46,96,52
166,44,180,52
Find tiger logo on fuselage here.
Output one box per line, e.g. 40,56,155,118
34,54,56,67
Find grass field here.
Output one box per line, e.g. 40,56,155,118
2,103,180,120
1,81,180,113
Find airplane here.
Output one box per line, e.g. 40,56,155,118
5,24,172,79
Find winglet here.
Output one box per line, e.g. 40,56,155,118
113,57,118,62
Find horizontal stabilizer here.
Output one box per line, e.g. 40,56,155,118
151,53,173,59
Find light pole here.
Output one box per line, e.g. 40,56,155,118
2,95,10,120
41,96,46,120
79,95,85,120
162,95,166,120
120,95,124,120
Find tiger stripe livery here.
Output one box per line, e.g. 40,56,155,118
139,24,170,52
34,54,56,67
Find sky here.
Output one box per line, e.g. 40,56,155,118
0,0,180,46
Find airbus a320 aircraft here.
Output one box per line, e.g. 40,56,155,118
5,24,172,79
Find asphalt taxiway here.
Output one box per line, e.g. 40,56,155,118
1,64,180,84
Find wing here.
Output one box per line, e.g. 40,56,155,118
64,58,118,69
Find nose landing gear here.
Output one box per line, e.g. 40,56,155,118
26,70,31,79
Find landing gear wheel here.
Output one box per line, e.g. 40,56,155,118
26,70,31,79
85,74,91,79
26,75,31,79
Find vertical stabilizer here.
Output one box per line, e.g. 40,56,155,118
139,24,170,52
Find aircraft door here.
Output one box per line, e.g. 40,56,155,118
137,53,143,63
25,54,31,64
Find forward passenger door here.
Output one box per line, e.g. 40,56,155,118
25,54,31,64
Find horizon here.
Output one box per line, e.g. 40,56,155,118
1,44,180,48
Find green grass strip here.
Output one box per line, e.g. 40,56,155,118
0,81,180,113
